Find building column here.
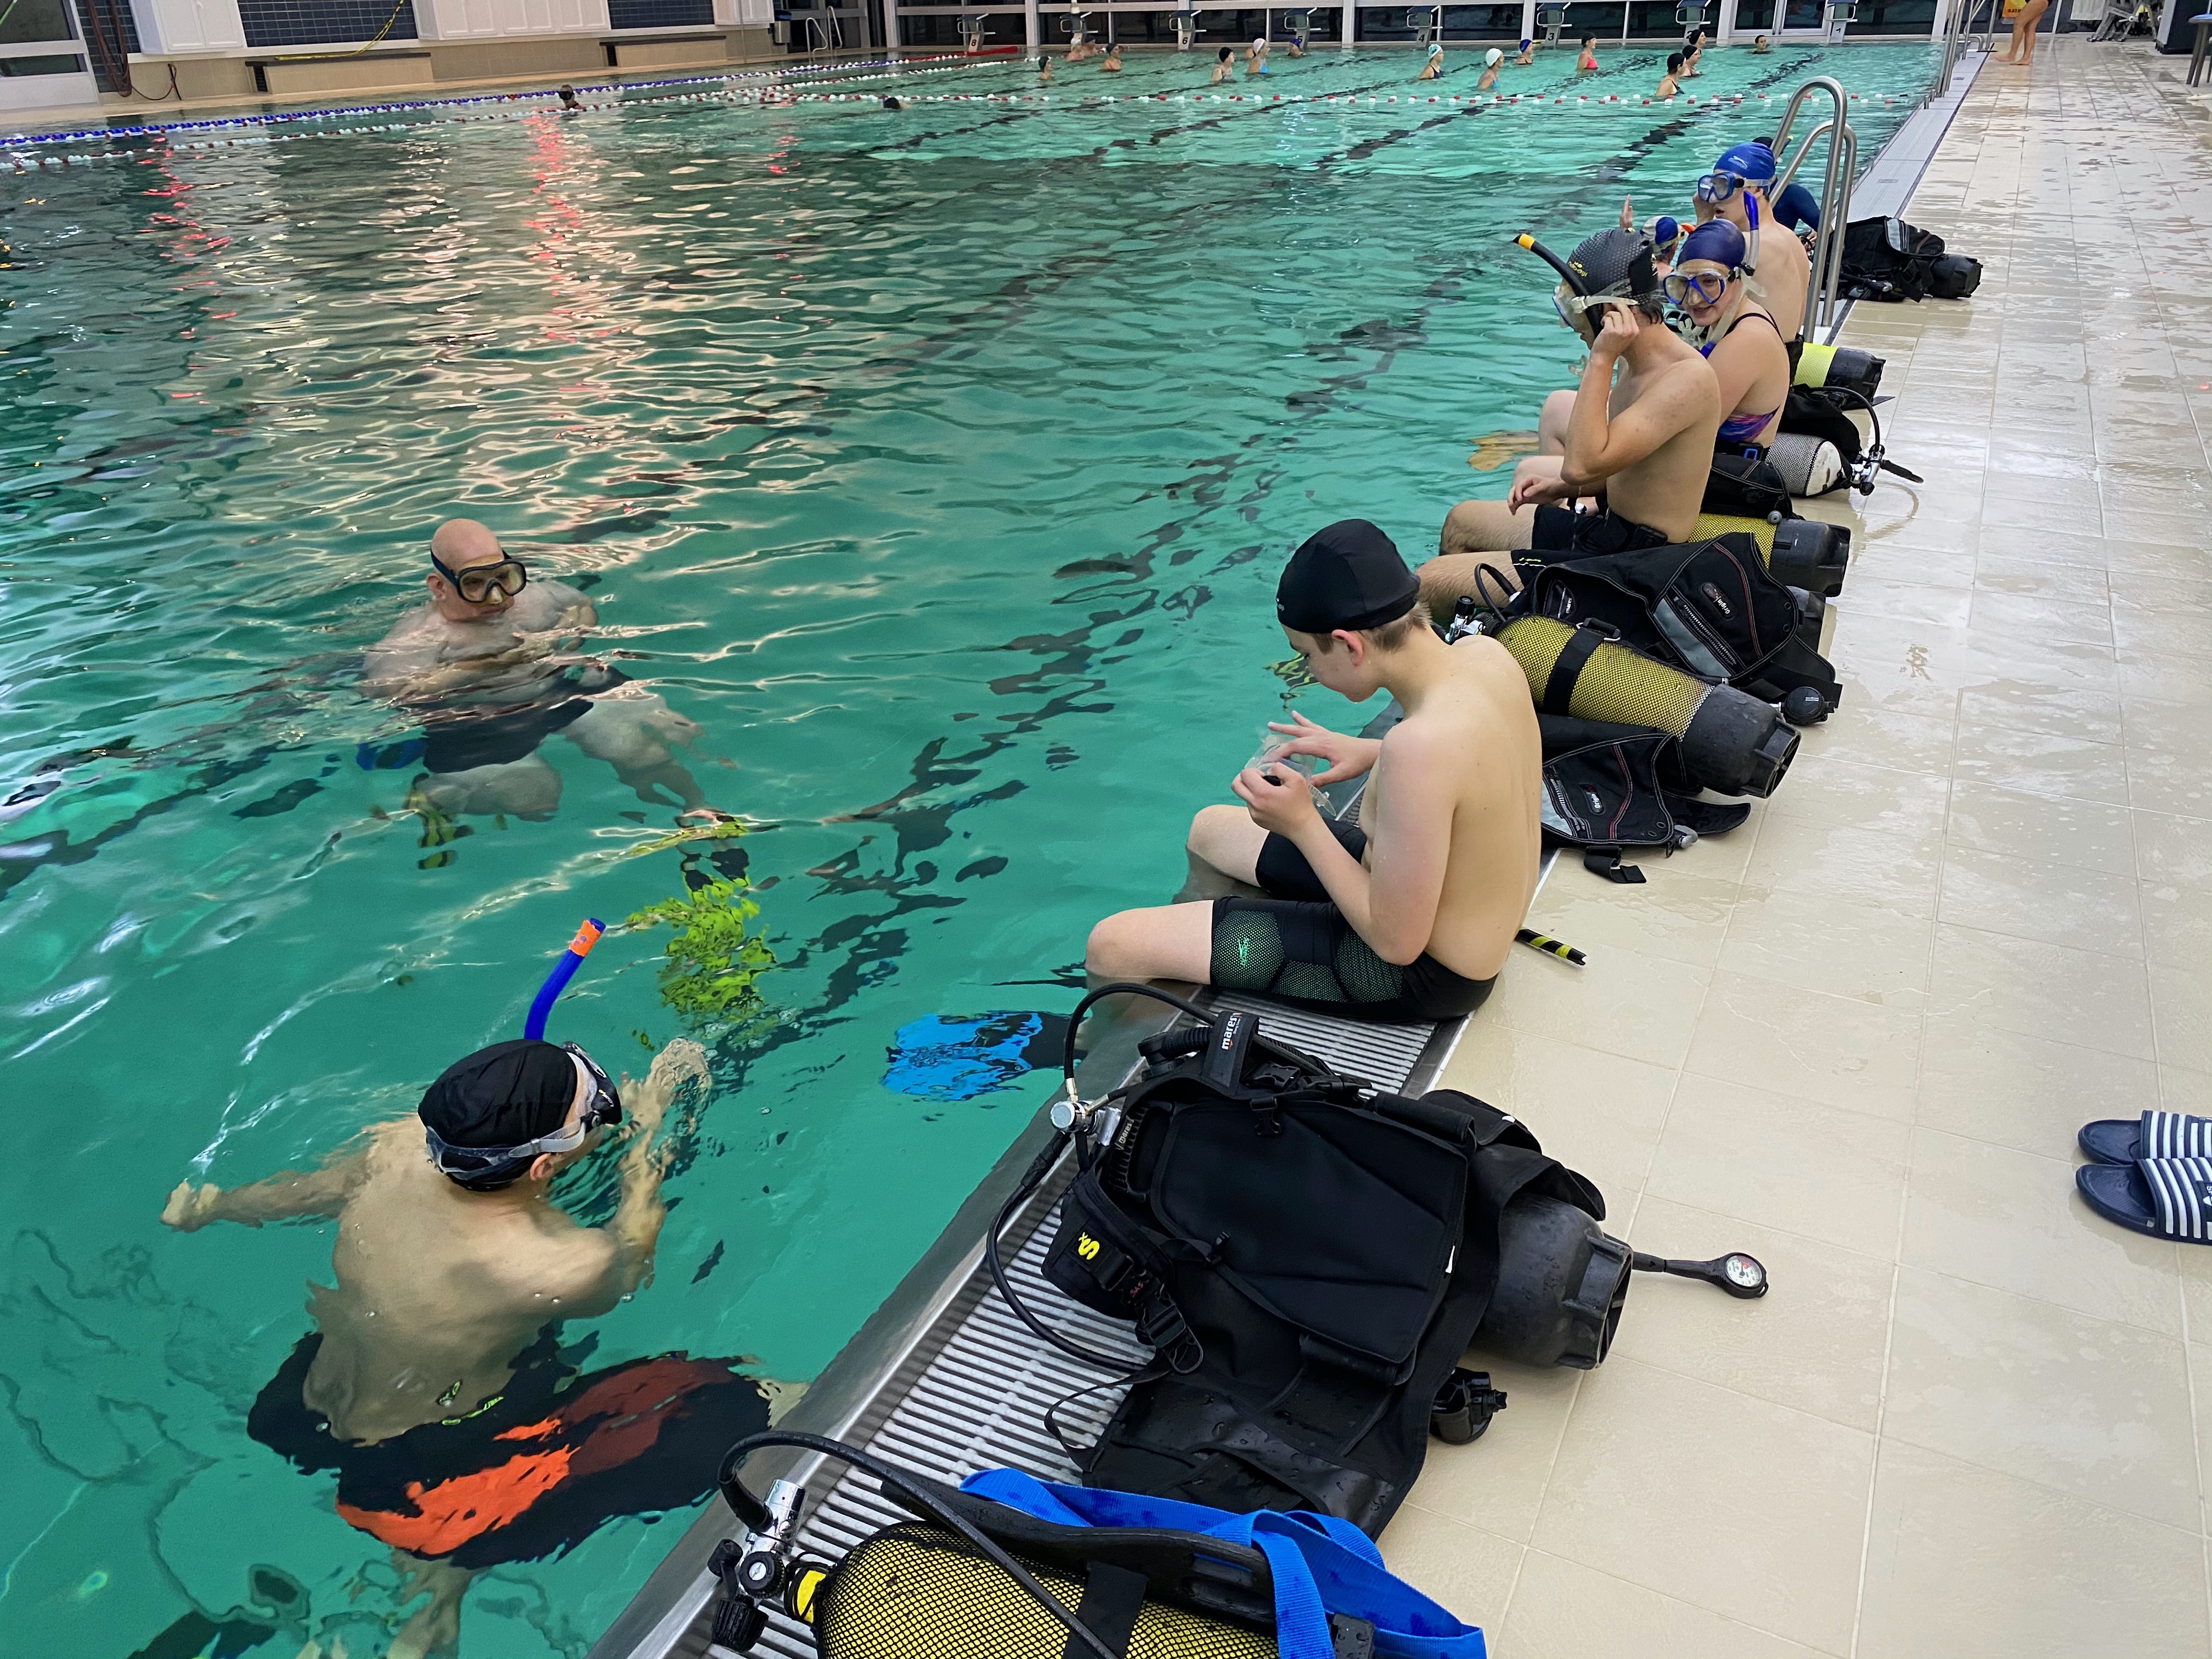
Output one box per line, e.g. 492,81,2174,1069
1342,0,1355,42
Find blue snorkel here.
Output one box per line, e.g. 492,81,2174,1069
524,918,605,1040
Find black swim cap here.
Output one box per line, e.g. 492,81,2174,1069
1277,520,1420,634
420,1039,577,1156
1564,225,1660,301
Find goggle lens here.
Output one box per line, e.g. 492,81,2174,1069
1662,270,1730,306
455,560,528,602
1694,171,1750,204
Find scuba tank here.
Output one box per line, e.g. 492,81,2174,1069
1492,616,1800,796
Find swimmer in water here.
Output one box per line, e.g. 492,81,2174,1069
163,1039,772,1659
1417,42,1443,78
1246,35,1269,72
1210,43,1234,81
1476,45,1503,88
1681,37,1703,75
1752,30,1770,49
1576,32,1598,69
1514,36,1534,63
556,83,581,110
881,93,904,108
360,518,724,828
1657,50,1683,96
1038,52,1053,82
1101,40,1122,69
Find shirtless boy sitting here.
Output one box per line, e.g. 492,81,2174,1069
1423,225,1719,607
1086,521,1542,1024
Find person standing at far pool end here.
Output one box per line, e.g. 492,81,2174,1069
1690,140,1811,338
1086,522,1542,1026
1576,33,1598,69
162,1039,771,1659
1438,225,1720,580
1476,46,1503,88
1657,50,1683,95
1514,36,1534,63
361,518,724,827
1246,35,1270,72
1210,43,1234,81
1417,42,1444,78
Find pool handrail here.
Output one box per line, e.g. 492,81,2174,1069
1769,77,1855,343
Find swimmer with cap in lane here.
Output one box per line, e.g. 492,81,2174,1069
1417,42,1443,78
1514,36,1534,63
1657,50,1683,95
1430,224,1720,588
1246,35,1269,72
361,518,726,829
1476,45,1503,88
1038,52,1053,82
1753,30,1770,49
163,1037,773,1659
1576,32,1598,69
1691,139,1810,338
1100,40,1122,69
557,83,580,110
1210,43,1234,81
1086,521,1541,1026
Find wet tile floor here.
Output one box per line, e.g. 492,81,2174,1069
1395,36,2212,1659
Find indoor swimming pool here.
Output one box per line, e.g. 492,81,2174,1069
0,37,1936,1658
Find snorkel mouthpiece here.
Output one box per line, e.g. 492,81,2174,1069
523,918,605,1041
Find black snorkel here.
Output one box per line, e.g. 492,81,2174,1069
1514,230,1589,295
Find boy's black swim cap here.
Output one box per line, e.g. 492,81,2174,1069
1277,520,1420,634
1565,225,1660,300
419,1039,576,1151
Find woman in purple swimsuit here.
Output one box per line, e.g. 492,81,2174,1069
1663,218,1790,457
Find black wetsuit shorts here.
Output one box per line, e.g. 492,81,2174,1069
248,1329,769,1570
1528,504,1673,559
1210,819,1496,1025
419,669,631,775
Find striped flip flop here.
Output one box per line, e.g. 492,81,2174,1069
2077,1156,2212,1244
2077,1109,2212,1166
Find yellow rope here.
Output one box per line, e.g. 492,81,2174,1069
272,0,415,63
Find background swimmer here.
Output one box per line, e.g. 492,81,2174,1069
1514,37,1534,63
1576,33,1598,70
1417,42,1443,78
1753,31,1770,49
1100,40,1122,69
1476,46,1503,88
1211,44,1234,81
1658,50,1683,95
556,83,580,110
1246,36,1270,73
1038,53,1053,82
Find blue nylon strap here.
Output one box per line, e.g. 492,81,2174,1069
956,1469,1486,1659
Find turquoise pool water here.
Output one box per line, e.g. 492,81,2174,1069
0,40,1933,1659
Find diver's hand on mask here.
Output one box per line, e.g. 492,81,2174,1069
1589,304,1639,360
1232,762,1319,837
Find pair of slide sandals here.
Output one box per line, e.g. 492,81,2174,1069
2076,1110,2212,1243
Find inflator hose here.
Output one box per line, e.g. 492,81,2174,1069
715,1431,1122,1659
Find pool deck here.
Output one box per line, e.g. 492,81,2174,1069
1395,35,2212,1659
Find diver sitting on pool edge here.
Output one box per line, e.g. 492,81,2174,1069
1085,521,1542,1025
1425,226,1719,600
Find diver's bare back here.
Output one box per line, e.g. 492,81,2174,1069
301,1122,618,1444
1600,352,1717,541
1365,636,1542,981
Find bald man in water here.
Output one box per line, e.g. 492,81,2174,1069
362,518,723,825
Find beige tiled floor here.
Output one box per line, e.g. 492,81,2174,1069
1385,37,2212,1659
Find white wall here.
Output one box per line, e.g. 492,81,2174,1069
129,0,247,52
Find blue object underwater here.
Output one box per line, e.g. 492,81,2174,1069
883,1011,1070,1102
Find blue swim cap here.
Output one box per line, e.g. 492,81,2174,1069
1712,140,1778,183
1650,213,1682,249
1679,217,1747,269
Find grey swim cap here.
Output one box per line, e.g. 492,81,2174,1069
1563,225,1660,301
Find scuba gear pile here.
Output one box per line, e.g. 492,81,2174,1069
1533,713,1751,884
1520,534,1843,717
1793,341,1885,401
1838,216,1982,303
986,986,1765,1534
704,1431,1492,1658
1688,511,1849,597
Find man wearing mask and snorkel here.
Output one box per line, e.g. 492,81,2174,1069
1692,140,1810,340
1422,225,1720,598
